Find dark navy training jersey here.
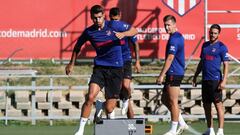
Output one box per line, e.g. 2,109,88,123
75,20,131,67
122,35,138,62
165,31,185,76
200,41,229,80
109,20,136,62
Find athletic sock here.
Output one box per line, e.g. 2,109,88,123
209,127,215,133
170,121,178,133
217,128,223,133
178,113,187,127
77,117,88,133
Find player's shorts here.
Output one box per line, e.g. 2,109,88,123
123,61,132,79
163,75,184,91
202,80,222,103
119,61,132,100
89,66,123,99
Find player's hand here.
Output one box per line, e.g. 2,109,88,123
156,75,164,85
218,80,226,90
134,60,141,73
192,77,197,87
114,31,125,39
65,63,74,75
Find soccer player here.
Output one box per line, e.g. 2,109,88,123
156,15,188,135
192,24,229,135
109,7,141,118
65,5,137,135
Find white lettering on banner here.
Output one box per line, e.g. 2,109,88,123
137,34,161,40
161,34,169,40
0,29,67,38
182,34,196,40
237,28,240,40
137,27,166,33
137,27,196,41
237,28,240,33
237,34,240,40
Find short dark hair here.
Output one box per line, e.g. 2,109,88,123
163,15,176,23
109,7,120,17
90,5,104,16
210,24,221,33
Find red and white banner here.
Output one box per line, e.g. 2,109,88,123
0,0,239,59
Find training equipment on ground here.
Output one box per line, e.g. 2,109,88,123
94,118,145,135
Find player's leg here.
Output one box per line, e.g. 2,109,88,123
202,81,215,135
82,83,101,117
161,84,170,108
94,99,104,123
121,78,134,117
214,81,224,135
163,75,187,135
161,84,178,135
122,78,132,98
127,98,134,118
203,103,215,135
167,75,184,123
105,98,117,119
75,66,104,135
168,86,180,134
170,75,188,135
75,83,101,135
168,86,180,122
121,61,134,116
215,102,224,128
161,85,186,127
215,101,224,135
105,67,123,119
161,75,182,110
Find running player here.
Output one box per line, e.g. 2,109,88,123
192,24,229,135
65,5,138,135
109,7,141,118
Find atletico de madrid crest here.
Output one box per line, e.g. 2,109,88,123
212,48,216,52
162,0,201,16
106,30,111,36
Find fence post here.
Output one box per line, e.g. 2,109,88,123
49,76,53,126
5,77,9,125
31,74,36,125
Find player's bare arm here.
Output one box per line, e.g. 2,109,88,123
65,46,80,75
156,54,174,84
133,41,141,73
218,61,229,90
115,27,138,39
192,60,203,87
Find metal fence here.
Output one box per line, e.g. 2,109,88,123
0,70,240,125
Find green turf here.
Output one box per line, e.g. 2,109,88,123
0,121,239,135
